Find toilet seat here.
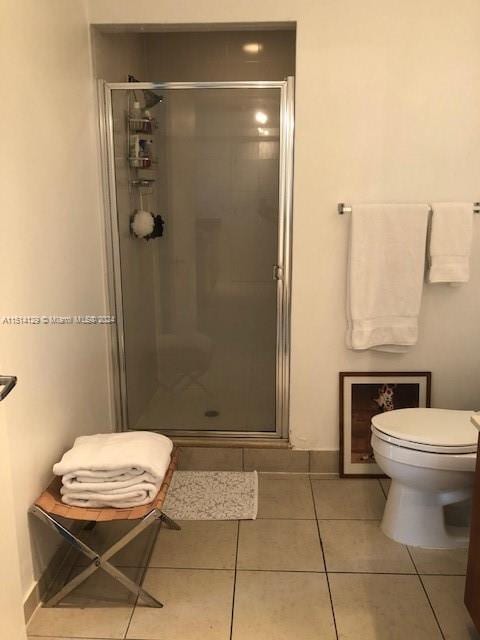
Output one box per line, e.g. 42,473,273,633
372,426,477,454
371,430,476,472
372,408,478,454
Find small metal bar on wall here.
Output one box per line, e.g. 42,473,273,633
338,202,480,214
99,79,295,438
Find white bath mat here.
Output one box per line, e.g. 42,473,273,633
163,471,258,520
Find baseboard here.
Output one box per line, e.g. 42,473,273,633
175,446,339,475
171,437,290,449
23,522,83,624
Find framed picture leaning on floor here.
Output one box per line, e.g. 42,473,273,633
339,372,431,477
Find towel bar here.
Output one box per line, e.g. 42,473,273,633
0,375,17,401
338,202,480,215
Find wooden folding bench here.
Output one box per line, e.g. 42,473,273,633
29,451,180,608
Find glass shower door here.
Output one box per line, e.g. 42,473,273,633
106,81,292,436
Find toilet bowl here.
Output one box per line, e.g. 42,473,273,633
370,408,478,548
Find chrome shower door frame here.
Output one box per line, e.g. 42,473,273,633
99,78,294,439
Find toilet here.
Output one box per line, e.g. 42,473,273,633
371,408,478,549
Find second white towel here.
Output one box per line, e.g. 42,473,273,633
428,202,473,284
347,204,430,351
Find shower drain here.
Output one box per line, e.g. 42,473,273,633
204,409,220,417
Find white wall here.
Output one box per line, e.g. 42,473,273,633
0,0,112,602
88,0,480,450
89,2,480,447
0,416,27,640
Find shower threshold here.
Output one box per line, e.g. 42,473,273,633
135,433,290,449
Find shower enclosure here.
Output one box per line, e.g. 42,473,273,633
100,79,294,438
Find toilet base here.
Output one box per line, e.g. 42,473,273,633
381,481,470,548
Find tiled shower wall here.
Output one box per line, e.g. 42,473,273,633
144,30,295,81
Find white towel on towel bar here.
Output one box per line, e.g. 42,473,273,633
346,204,430,351
53,431,173,508
428,202,473,284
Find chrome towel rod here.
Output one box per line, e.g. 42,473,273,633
338,202,480,215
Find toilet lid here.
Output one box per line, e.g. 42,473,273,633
372,408,478,453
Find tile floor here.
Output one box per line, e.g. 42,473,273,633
28,475,480,640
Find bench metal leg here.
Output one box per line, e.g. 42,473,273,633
45,562,101,607
29,505,180,608
160,512,181,530
101,562,162,608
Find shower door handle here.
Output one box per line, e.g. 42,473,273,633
0,376,17,401
273,265,283,281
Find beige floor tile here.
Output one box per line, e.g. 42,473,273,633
409,546,468,575
310,472,339,479
76,520,159,567
232,570,336,640
237,519,324,571
244,448,309,472
329,573,442,640
259,472,310,479
149,520,238,569
177,446,243,471
63,566,143,605
310,450,339,474
320,520,415,573
257,474,315,518
127,568,234,640
28,604,133,639
312,478,385,519
28,565,142,638
422,575,480,640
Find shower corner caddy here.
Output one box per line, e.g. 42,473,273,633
129,156,152,169
129,116,157,134
128,114,157,170
131,179,155,188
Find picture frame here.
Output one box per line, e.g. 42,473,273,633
339,371,431,477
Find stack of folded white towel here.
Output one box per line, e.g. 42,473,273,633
53,431,173,508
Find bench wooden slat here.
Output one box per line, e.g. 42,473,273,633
34,450,177,522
